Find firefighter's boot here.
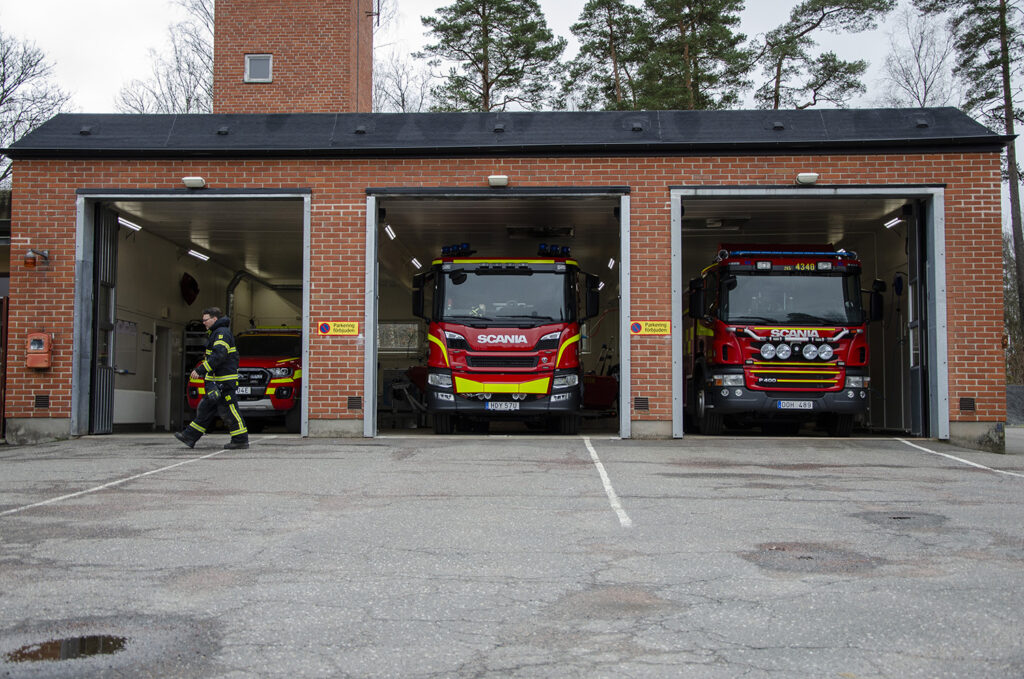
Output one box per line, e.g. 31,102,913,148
174,430,198,449
225,436,249,450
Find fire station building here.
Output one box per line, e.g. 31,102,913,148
1,0,1010,452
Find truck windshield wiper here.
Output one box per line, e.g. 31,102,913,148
444,314,494,322
786,312,845,324
726,316,779,324
496,314,558,322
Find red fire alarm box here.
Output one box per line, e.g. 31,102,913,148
26,333,52,369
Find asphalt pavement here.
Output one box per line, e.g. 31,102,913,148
1,432,1023,678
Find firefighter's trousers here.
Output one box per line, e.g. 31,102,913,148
185,381,248,442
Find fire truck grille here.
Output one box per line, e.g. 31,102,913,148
749,365,841,390
238,368,270,387
466,356,538,369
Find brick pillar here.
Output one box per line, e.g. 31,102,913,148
213,0,373,114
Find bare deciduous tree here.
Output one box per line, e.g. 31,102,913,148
115,0,214,114
373,50,434,112
876,5,962,107
0,29,72,186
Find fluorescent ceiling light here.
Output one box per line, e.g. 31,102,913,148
187,249,210,261
607,257,616,270
384,224,396,240
884,217,903,229
597,281,605,291
411,257,422,270
117,217,142,231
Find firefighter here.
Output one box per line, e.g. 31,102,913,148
174,307,249,450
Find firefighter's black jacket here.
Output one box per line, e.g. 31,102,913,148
196,316,240,382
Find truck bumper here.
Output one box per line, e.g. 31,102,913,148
427,387,581,417
703,386,869,418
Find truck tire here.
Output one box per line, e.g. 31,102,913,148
433,413,454,435
559,414,579,435
694,380,723,435
828,414,854,437
285,407,300,434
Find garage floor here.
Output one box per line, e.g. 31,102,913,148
1,434,1022,677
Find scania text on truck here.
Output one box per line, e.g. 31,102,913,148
412,244,600,434
684,245,884,436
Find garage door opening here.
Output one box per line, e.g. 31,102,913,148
672,187,946,439
367,190,627,437
74,192,309,438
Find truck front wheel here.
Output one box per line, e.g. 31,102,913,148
827,414,854,437
433,413,454,435
559,414,579,435
696,385,724,436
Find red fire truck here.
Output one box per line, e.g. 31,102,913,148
412,244,600,434
684,245,884,436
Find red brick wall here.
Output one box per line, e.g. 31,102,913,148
6,151,1005,427
213,0,373,114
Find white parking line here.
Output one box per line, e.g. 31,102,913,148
584,436,633,528
897,438,1024,478
0,436,278,518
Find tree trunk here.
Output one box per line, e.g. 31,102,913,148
999,0,1024,337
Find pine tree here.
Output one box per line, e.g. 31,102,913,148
420,0,566,112
635,0,750,110
752,0,895,110
562,0,647,110
915,0,1024,348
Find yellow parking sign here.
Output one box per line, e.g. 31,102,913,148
317,322,359,336
630,320,671,335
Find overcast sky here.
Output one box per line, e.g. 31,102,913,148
0,0,900,114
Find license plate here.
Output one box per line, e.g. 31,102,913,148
777,400,813,410
236,386,251,395
486,401,519,411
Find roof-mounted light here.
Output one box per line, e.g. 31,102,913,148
817,261,833,271
756,261,772,270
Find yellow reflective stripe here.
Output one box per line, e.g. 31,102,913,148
268,378,296,385
432,258,579,266
751,369,839,374
556,333,580,366
428,333,449,367
293,369,302,379
202,360,212,371
209,374,240,381
189,422,207,433
276,356,299,364
214,340,230,349
454,376,550,394
696,324,714,337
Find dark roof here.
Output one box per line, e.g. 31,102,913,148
4,108,1009,159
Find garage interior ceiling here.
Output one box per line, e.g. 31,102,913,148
106,194,911,286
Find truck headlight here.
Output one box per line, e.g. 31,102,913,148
268,367,292,378
553,374,579,388
776,343,792,359
713,374,744,387
760,343,776,359
444,331,468,349
845,375,870,388
802,343,819,360
817,344,834,361
428,372,453,388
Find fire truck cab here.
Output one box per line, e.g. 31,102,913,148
412,244,600,434
684,245,884,436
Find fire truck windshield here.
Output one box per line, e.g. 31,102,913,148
440,271,572,325
721,272,863,325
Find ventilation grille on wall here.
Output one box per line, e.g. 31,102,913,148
959,397,976,412
34,394,50,409
634,397,650,412
347,396,363,411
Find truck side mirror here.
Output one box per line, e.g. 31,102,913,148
412,272,425,319
687,278,704,319
869,278,885,322
585,273,600,320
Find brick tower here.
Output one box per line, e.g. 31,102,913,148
213,0,374,114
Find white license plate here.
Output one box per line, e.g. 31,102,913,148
777,400,813,410
236,386,251,395
486,401,519,411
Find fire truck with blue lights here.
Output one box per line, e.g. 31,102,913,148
684,245,884,436
412,243,600,434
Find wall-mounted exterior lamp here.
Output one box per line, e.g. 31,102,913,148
488,175,509,187
24,248,50,269
795,172,819,185
182,176,206,189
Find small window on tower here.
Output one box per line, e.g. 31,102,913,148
244,54,273,83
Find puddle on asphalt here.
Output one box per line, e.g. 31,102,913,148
4,635,127,662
